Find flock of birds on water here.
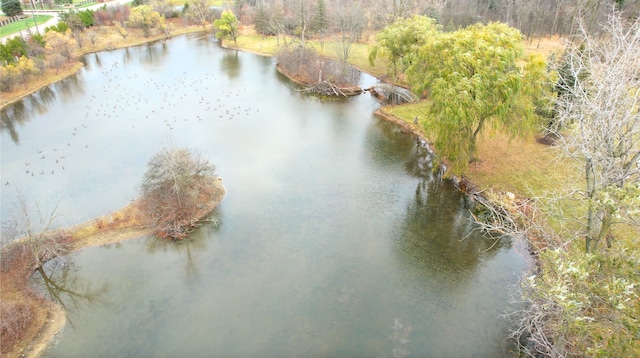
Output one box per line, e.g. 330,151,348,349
4,48,264,187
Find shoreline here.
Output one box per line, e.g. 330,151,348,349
0,25,211,109
2,178,225,358
5,32,519,358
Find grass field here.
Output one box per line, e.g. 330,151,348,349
0,15,52,38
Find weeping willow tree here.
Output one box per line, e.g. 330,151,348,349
406,22,546,175
368,15,441,79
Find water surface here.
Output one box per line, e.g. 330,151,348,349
0,33,529,357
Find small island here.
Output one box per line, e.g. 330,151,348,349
275,47,363,97
0,146,225,358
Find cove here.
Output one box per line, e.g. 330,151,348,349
1,33,529,357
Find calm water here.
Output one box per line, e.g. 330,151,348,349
1,33,529,357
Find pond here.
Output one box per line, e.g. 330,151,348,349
1,33,529,357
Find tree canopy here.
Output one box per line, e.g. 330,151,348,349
1,0,23,17
140,147,218,240
372,19,546,174
184,0,214,28
128,5,167,37
213,9,239,46
368,15,440,78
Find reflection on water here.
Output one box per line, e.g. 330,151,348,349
221,50,241,79
144,226,217,280
1,86,58,144
140,41,169,67
0,33,530,357
30,258,109,329
54,74,84,103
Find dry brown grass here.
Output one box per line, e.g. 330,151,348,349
468,132,579,197
1,63,84,108
0,237,61,357
523,34,566,59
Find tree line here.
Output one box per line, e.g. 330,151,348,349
234,0,639,40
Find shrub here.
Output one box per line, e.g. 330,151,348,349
0,37,28,64
45,21,69,33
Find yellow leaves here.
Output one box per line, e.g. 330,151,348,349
15,56,38,77
369,15,440,76
114,21,129,39
0,56,39,91
394,20,547,175
213,10,239,44
0,64,18,76
128,5,166,37
44,30,77,61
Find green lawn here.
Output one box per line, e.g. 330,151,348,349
0,15,53,38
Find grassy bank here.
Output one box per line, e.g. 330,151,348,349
225,30,389,79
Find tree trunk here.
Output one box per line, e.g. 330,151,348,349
592,211,613,252
470,116,486,155
585,157,596,252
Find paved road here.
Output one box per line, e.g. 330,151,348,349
1,0,130,43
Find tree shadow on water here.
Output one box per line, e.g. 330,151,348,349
221,50,241,79
393,174,509,290
1,86,58,145
144,215,220,280
54,73,84,103
31,257,110,328
139,41,169,68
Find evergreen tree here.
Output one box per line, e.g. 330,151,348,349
312,0,329,52
2,0,23,17
253,2,271,35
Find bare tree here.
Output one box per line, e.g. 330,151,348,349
288,0,315,47
3,189,71,267
140,146,219,240
363,0,433,29
333,1,364,63
86,29,98,45
548,14,640,252
252,1,291,45
185,0,215,28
